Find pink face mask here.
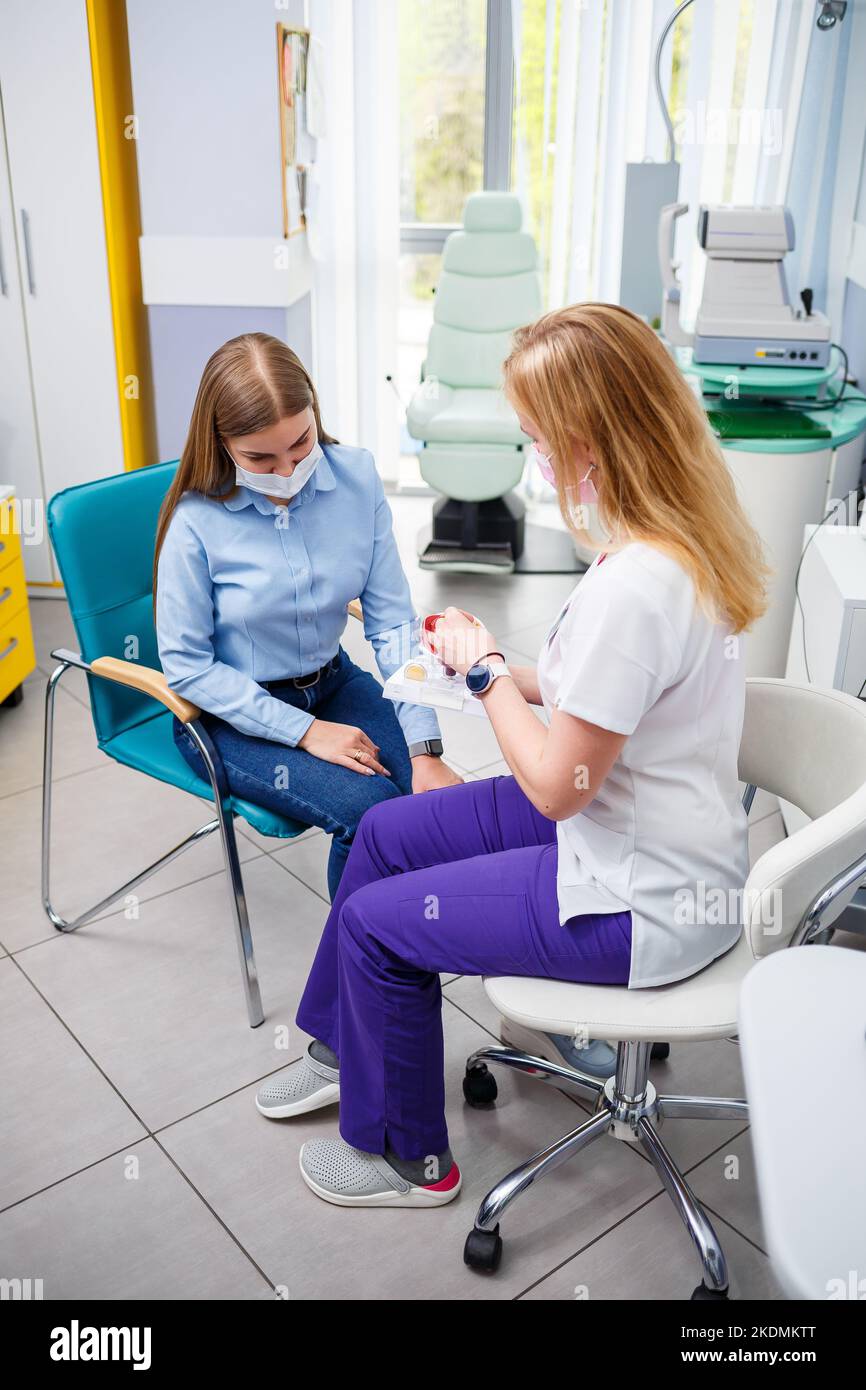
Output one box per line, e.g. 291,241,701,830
579,463,598,506
532,444,556,486
533,446,598,507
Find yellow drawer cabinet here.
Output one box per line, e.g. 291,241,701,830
0,487,37,706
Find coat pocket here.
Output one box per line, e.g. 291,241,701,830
558,814,629,885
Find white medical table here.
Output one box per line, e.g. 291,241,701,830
678,348,866,678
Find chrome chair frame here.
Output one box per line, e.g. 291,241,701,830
42,647,265,1028
465,782,866,1296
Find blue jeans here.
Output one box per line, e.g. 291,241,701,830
172,648,413,898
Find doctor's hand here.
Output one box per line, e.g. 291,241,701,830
411,755,464,794
428,606,499,676
298,719,392,777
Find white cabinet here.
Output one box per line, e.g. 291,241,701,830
784,524,866,845
0,0,123,585
786,525,866,696
0,97,51,583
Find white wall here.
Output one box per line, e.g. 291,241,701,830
126,0,313,459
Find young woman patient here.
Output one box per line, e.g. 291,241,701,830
154,333,461,900
256,302,768,1210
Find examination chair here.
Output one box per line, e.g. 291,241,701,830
43,463,361,1029
408,192,575,575
462,678,866,1298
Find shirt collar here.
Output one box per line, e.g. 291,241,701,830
220,446,336,514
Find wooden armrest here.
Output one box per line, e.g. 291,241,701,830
94,611,363,722
89,656,201,724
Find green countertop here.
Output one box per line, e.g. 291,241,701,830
675,346,866,453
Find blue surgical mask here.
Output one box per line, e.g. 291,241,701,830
232,438,323,499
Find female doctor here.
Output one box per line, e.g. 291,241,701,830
155,333,461,901
257,303,768,1210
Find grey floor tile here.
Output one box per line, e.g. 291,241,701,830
29,599,93,705
271,830,330,903
28,595,79,670
0,673,107,798
0,958,145,1210
689,1129,766,1251
469,758,511,779
0,1138,272,1300
502,618,555,661
495,638,549,678
644,1039,749,1173
17,855,329,1132
159,1001,662,1301
434,706,504,771
411,569,579,648
1,760,262,953
444,973,506,1040
521,1191,785,1301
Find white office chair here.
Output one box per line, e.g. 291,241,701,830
462,678,866,1298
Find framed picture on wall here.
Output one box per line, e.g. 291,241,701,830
276,23,312,239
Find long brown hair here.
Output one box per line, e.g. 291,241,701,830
503,303,768,633
153,333,336,595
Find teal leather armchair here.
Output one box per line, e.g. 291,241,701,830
43,462,313,1028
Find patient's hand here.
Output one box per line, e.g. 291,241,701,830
411,754,464,794
298,719,391,777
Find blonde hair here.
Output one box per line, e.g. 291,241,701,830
153,333,336,595
503,303,768,634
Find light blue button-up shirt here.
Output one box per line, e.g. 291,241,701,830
155,443,441,749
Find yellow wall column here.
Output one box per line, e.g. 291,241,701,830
86,0,157,471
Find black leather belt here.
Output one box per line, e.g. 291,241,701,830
263,653,340,692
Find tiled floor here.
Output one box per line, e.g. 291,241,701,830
1,494,798,1300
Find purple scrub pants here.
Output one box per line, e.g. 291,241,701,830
295,774,632,1160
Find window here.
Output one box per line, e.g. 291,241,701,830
396,0,512,485
398,0,487,227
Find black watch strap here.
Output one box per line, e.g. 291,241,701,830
408,738,444,758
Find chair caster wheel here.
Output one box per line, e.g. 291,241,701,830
463,1063,498,1106
464,1225,503,1272
691,1282,728,1300
651,1042,670,1061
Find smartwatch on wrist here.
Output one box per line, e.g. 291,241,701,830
408,737,444,759
465,657,510,697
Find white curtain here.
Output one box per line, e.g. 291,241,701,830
305,0,400,482
515,0,841,330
